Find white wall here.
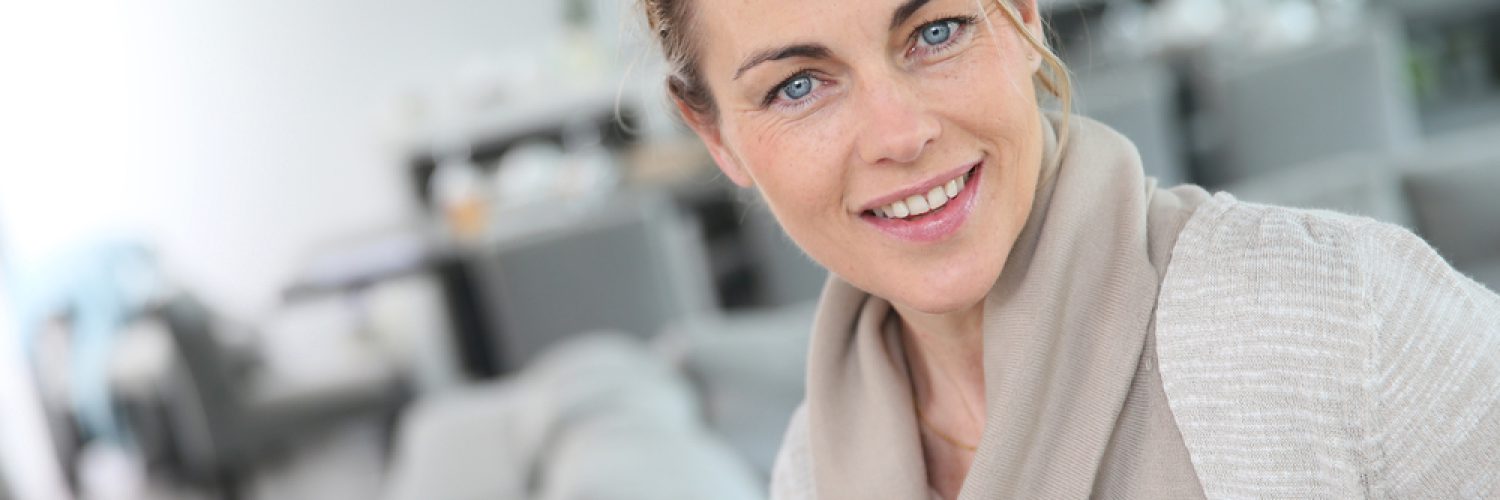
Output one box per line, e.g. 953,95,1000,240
0,0,646,318
0,268,69,500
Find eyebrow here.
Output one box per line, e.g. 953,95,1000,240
732,43,832,80
890,0,933,30
732,0,936,81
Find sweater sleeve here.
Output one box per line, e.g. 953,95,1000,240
1356,222,1500,498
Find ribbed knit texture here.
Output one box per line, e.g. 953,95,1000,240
773,191,1500,499
784,115,1204,500
1155,193,1500,499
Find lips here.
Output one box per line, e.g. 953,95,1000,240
859,159,983,243
870,167,973,219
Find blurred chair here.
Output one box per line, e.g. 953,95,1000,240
1074,60,1191,186
386,332,766,500
1192,15,1421,187
467,190,717,370
740,202,829,308
146,296,407,499
383,381,530,500
654,302,815,480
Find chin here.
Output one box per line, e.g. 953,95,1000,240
879,267,998,315
897,287,987,315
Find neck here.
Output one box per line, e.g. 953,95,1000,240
893,300,987,434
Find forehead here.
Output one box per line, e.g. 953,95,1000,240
690,0,910,69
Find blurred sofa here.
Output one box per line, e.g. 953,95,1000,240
383,302,815,500
1226,121,1500,291
1191,14,1422,187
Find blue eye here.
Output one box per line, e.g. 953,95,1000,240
920,20,956,46
780,75,814,100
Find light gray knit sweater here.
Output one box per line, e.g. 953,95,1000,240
771,193,1500,499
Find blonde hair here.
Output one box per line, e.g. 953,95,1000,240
990,0,1073,147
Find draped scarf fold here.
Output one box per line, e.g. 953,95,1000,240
805,114,1209,499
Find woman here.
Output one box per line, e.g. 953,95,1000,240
638,0,1500,497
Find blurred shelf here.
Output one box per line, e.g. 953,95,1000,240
1380,0,1500,22
404,87,640,209
1422,96,1500,137
1040,0,1109,15
1397,2,1500,136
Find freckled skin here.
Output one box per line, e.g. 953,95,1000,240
675,1,1051,497
681,0,1046,316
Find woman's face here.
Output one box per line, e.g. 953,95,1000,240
681,0,1046,314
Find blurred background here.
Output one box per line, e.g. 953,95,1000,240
0,0,1496,498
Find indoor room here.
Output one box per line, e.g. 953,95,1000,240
2,0,1497,498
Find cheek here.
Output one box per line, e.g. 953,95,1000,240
925,42,1041,201
735,116,853,220
926,49,1033,126
732,121,866,281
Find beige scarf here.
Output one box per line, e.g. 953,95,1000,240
805,114,1210,499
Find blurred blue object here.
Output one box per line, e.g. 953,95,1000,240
12,240,169,445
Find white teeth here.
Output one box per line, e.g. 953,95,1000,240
889,200,910,218
926,186,947,211
906,195,930,215
871,167,971,220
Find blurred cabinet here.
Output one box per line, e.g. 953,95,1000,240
1394,0,1500,134
386,87,830,379
405,92,639,209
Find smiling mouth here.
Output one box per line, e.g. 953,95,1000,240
865,164,977,221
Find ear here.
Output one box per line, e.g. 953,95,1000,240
1013,0,1044,35
1009,0,1046,72
673,97,755,188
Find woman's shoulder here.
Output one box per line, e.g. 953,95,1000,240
1157,192,1500,498
1173,191,1399,262
1159,190,1499,380
1167,191,1498,322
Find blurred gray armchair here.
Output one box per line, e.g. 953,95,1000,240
654,302,814,479
144,296,407,499
1193,15,1422,187
740,201,829,308
383,323,810,500
465,190,718,369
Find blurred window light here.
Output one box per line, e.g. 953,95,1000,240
0,264,71,500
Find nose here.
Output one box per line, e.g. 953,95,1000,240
854,75,941,166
